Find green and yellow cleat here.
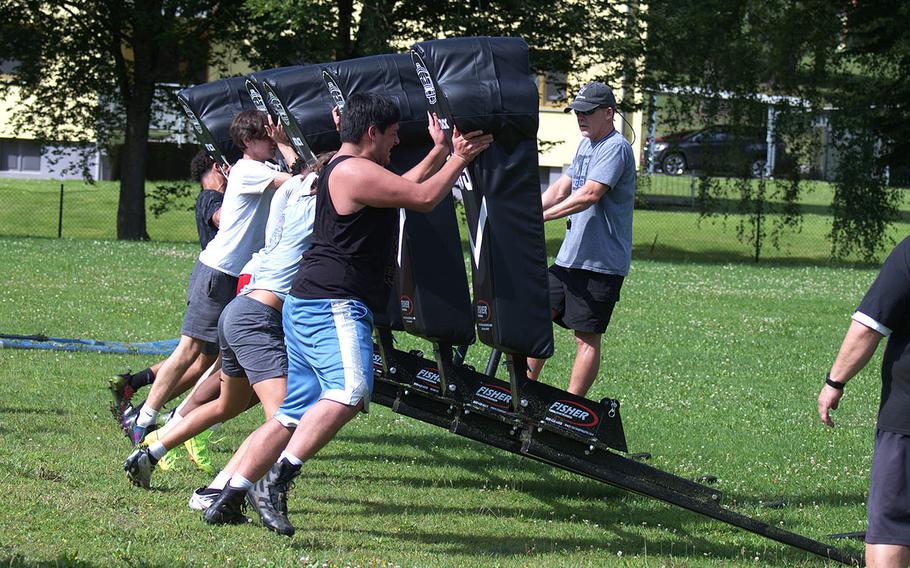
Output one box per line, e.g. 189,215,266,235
184,429,214,474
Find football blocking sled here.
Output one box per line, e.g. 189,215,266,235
177,77,260,166
371,36,859,566
176,40,860,564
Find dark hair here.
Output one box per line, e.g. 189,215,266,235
190,149,215,182
291,151,336,176
339,93,400,144
230,109,269,150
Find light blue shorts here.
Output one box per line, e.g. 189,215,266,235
274,296,374,427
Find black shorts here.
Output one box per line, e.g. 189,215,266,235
866,428,910,546
548,265,624,334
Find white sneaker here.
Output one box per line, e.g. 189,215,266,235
188,486,221,511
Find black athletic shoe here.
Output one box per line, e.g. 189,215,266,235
203,487,251,526
123,447,156,489
247,459,301,536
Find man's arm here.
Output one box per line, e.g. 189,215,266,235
266,117,297,189
541,175,572,211
401,112,449,183
542,179,609,222
334,129,492,213
817,319,884,427
211,208,221,228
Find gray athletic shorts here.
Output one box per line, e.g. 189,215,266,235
180,260,238,344
866,428,910,546
218,294,287,384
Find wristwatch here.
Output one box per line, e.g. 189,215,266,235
825,372,845,390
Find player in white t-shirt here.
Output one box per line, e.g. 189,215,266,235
125,110,294,449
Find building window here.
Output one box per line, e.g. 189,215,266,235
0,139,42,172
538,72,567,106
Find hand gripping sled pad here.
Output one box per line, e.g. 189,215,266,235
411,37,553,359
247,66,341,157
323,53,475,345
177,77,259,165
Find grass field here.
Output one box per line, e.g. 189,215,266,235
4,176,908,267
0,235,890,567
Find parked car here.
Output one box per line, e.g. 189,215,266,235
648,125,789,177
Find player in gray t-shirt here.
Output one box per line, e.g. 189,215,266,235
528,82,636,397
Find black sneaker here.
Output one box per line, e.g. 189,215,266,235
203,487,251,526
247,459,301,536
123,447,156,489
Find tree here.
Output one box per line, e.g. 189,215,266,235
237,0,644,86
644,0,910,262
0,0,241,240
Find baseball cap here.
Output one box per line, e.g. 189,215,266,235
564,82,617,113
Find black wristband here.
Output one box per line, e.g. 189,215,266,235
825,373,845,390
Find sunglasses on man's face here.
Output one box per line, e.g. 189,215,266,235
574,107,601,116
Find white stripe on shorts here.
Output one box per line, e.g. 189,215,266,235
327,300,370,411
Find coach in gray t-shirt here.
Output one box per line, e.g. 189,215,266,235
528,81,636,397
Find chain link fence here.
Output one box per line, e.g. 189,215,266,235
1,174,908,264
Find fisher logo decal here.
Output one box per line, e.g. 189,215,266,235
245,80,268,113
372,352,383,377
399,295,415,324
414,367,441,394
415,61,437,104
474,383,511,410
546,400,600,432
399,295,414,316
322,71,346,111
475,300,491,323
266,92,291,126
178,99,203,135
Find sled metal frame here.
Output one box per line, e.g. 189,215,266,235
370,328,861,566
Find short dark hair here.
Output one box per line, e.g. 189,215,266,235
339,93,400,144
190,149,215,182
230,109,269,150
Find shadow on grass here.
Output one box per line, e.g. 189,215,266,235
312,431,862,564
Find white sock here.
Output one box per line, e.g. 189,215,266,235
279,451,303,466
147,441,168,460
209,470,232,490
228,473,253,490
137,406,159,428
209,422,222,432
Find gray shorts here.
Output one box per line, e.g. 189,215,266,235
218,295,287,384
866,429,910,546
180,260,239,344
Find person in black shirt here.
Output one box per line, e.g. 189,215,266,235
190,150,227,250
818,235,910,568
204,93,492,535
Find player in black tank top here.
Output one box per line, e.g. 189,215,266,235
204,93,493,534
290,154,398,313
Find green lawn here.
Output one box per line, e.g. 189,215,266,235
0,236,881,566
4,176,908,266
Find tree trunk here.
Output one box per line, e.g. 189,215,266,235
337,0,354,59
116,98,152,240
115,1,162,241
